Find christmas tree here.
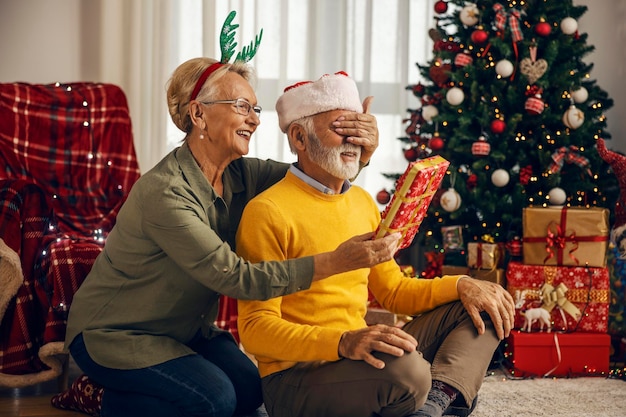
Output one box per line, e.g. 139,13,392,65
381,0,619,266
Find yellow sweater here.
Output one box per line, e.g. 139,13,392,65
236,171,460,377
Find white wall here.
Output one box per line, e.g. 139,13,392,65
1,0,625,152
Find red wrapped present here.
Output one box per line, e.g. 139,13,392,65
504,330,610,377
507,262,609,333
375,155,450,249
522,207,609,267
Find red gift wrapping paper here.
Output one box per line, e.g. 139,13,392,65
375,155,450,249
506,262,609,333
504,330,610,377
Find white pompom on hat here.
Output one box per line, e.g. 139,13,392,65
276,71,363,133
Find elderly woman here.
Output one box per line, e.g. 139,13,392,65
51,57,399,417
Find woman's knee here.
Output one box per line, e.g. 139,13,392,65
184,382,237,417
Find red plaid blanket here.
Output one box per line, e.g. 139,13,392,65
0,82,140,387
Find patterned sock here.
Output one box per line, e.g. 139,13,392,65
51,374,104,416
409,380,459,417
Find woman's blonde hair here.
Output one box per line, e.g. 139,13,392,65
166,57,256,134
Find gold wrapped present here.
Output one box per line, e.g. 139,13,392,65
522,207,609,267
467,242,501,269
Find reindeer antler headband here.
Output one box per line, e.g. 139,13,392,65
190,10,263,101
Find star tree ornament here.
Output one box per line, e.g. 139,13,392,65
459,3,479,27
440,188,462,212
562,104,585,129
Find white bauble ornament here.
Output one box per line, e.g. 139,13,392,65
548,187,567,205
460,3,479,27
440,188,462,212
571,86,588,103
560,17,578,35
491,169,510,187
446,87,465,106
562,105,585,129
495,59,514,78
422,104,439,122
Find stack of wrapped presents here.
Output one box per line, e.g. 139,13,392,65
504,206,611,377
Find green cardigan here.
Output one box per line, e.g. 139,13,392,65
65,142,314,369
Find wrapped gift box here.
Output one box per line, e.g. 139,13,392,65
442,265,505,285
522,207,609,267
504,330,610,377
375,155,450,249
467,242,501,269
506,262,609,333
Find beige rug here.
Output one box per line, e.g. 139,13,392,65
470,368,626,417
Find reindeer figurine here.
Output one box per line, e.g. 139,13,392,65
521,308,552,333
514,289,552,332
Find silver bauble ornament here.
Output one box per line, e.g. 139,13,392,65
571,86,588,103
548,187,567,205
495,59,514,78
491,169,510,187
422,104,439,122
446,87,465,106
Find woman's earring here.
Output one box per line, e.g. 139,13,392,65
199,133,205,140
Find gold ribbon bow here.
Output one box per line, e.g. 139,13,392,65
540,282,582,321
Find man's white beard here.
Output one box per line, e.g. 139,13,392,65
307,133,361,180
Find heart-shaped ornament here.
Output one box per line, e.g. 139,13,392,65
519,58,548,84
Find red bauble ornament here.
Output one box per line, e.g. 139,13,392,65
470,28,488,45
429,134,445,151
506,237,523,257
434,1,448,14
535,21,552,37
376,189,391,205
490,119,506,134
525,95,545,115
404,147,419,162
471,136,491,156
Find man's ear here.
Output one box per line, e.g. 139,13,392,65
288,123,306,150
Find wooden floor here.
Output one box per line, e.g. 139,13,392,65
0,361,81,417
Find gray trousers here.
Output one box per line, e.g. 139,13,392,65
261,301,499,417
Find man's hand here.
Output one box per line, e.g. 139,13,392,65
457,276,516,340
332,96,378,165
338,324,417,369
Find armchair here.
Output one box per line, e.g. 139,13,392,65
0,82,141,388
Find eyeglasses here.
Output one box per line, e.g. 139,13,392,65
201,98,262,116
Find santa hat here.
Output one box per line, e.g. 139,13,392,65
276,71,363,133
597,138,626,255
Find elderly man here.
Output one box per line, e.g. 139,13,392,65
236,72,515,417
